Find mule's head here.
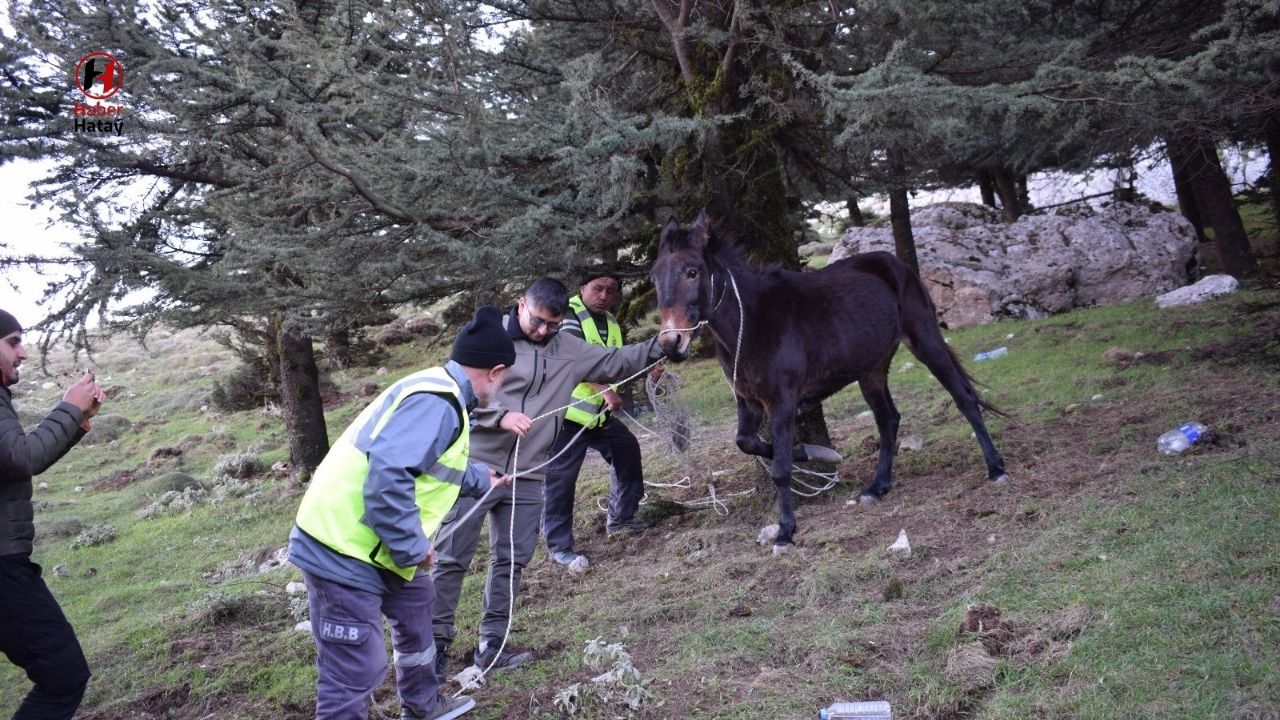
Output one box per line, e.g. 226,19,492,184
650,209,713,362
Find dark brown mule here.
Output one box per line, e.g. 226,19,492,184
651,210,1009,550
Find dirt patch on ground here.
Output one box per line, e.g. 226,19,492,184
90,467,140,492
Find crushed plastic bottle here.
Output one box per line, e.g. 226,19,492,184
820,700,892,719
972,346,1008,362
1157,421,1207,455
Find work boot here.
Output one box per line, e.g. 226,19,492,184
551,550,589,573
401,693,475,720
433,639,450,682
605,516,646,537
473,640,533,671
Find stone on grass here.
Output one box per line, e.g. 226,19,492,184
757,524,780,545
1155,274,1239,308
887,529,911,555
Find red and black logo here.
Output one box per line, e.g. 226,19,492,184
75,51,123,100
71,51,126,135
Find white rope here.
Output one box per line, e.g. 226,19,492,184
616,409,657,438
446,348,684,693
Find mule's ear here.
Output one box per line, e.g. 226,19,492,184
688,209,710,250
659,216,681,250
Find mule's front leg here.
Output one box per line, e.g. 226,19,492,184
768,411,798,552
734,398,772,458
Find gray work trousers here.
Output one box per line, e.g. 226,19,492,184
301,570,440,720
430,478,542,648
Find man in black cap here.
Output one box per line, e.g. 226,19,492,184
542,268,657,570
1,308,105,719
288,305,519,720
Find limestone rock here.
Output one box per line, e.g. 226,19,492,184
1155,274,1238,308
831,202,1197,327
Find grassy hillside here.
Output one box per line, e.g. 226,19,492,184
3,283,1278,719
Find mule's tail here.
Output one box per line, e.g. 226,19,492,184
894,260,1008,418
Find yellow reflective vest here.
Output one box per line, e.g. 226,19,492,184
564,295,622,429
295,367,468,581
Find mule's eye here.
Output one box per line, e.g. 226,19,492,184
685,268,698,280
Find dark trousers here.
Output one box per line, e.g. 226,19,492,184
542,417,644,554
302,570,441,720
0,555,90,720
430,479,542,648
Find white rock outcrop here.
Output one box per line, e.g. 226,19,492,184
1155,274,1239,308
831,202,1199,327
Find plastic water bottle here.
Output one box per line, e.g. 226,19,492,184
820,700,892,719
973,346,1008,362
1157,421,1207,455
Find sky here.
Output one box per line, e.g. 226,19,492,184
0,158,81,340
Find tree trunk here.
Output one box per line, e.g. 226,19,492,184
1169,149,1208,243
978,171,997,208
888,187,919,278
1166,134,1260,277
1016,174,1030,210
846,197,865,227
1266,117,1280,231
326,329,353,371
991,168,1023,222
1112,161,1137,204
888,148,920,277
278,319,330,482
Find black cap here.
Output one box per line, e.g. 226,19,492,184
0,310,20,339
451,305,516,368
579,266,622,288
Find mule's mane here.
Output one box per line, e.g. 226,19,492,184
704,219,742,262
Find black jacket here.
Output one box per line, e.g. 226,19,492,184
0,385,85,556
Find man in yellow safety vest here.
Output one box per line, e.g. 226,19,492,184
542,269,660,570
288,306,516,720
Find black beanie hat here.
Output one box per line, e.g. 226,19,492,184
579,266,623,289
0,309,20,339
451,305,516,369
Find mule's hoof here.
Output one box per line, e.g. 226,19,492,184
801,443,842,464
859,494,879,508
771,543,793,556
992,473,1011,486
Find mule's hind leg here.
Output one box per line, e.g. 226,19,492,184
765,401,800,549
857,363,901,504
907,339,1008,483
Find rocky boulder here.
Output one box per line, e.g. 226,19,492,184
830,202,1198,327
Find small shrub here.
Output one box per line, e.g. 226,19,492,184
148,472,201,494
39,517,87,540
289,595,310,623
138,487,205,518
212,452,264,480
81,414,133,446
553,637,655,716
188,590,287,629
72,524,118,548
210,356,274,411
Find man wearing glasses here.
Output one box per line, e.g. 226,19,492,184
429,278,665,679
